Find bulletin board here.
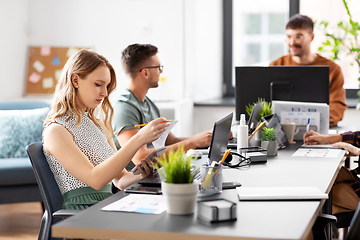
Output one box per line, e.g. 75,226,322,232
25,46,87,95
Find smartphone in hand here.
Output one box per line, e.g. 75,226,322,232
131,147,166,175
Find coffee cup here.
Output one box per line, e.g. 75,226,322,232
281,122,299,144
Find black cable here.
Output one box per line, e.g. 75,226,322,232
223,151,251,168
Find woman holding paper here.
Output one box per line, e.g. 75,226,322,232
303,130,360,214
42,49,169,209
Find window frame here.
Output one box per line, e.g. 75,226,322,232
222,0,300,97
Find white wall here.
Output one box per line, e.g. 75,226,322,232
0,0,29,100
0,0,223,105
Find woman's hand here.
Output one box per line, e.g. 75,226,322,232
136,118,169,145
332,142,360,157
136,156,154,178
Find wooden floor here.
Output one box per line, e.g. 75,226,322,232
0,202,42,240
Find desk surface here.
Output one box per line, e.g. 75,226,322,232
52,143,346,240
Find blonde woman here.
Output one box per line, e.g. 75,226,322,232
43,49,168,209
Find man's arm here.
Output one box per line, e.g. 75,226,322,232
165,131,212,152
118,129,212,165
329,65,347,127
117,128,153,165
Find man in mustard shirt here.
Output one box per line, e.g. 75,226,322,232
270,14,347,127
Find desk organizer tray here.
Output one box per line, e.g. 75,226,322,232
197,198,237,223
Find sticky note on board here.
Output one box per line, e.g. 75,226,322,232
42,77,54,89
40,46,51,56
33,60,45,73
28,72,41,84
55,69,63,80
51,55,61,65
67,47,78,58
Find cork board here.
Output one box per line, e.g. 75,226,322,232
25,46,86,94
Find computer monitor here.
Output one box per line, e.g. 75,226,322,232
235,66,329,121
272,100,329,140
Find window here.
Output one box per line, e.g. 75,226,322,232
223,0,359,98
224,0,290,97
300,0,360,89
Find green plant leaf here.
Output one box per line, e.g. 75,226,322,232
154,146,197,184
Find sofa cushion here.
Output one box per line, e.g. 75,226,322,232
0,107,49,158
0,158,37,186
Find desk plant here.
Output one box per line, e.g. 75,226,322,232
317,0,360,101
155,146,199,215
245,98,273,121
259,127,278,156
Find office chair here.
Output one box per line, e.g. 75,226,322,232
314,201,360,240
26,142,79,240
344,201,360,240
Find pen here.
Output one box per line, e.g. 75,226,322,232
248,121,266,141
135,120,171,128
305,118,310,145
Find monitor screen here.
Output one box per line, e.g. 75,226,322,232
235,66,329,121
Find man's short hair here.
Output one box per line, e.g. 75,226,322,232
286,14,314,32
121,44,158,78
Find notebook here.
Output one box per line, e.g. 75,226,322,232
236,186,328,201
138,112,233,186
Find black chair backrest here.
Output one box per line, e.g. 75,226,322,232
26,142,63,240
346,201,360,240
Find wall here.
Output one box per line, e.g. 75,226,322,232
0,0,29,100
0,0,223,105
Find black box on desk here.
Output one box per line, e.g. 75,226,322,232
197,198,237,223
239,146,267,163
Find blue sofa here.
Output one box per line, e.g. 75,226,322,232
0,100,50,204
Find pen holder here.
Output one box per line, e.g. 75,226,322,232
200,165,223,194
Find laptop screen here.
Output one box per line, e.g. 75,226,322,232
208,112,233,162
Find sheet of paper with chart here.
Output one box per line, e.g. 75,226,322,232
292,148,342,158
152,120,178,149
101,194,166,214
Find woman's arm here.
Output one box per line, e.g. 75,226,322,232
43,118,168,190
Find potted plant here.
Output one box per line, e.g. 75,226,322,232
316,0,360,103
259,127,278,156
246,98,273,143
246,98,273,121
155,146,199,215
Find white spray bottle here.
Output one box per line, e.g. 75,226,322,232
237,114,248,153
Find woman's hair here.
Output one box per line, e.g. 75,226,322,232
45,49,117,132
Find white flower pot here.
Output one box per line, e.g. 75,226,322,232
261,140,278,156
161,182,199,215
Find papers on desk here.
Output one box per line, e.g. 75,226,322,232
236,187,328,201
292,148,342,158
101,194,166,214
152,120,178,149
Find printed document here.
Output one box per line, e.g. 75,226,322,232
102,194,166,214
152,120,178,149
292,148,342,158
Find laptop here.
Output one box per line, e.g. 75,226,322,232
138,112,234,186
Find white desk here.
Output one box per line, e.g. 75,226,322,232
52,143,346,240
